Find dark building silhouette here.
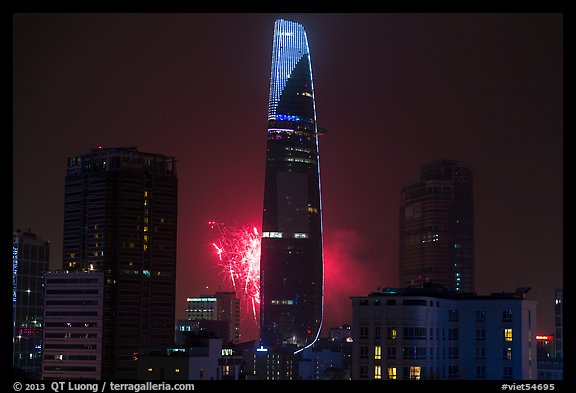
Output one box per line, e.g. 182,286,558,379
12,229,50,379
554,288,563,358
63,146,178,378
259,19,324,351
399,160,474,293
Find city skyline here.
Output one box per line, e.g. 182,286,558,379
12,13,562,341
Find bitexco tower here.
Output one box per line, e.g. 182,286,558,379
259,19,324,352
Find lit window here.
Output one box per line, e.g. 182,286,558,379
410,366,421,380
504,328,513,342
147,368,153,373
374,365,381,379
374,345,382,360
294,233,308,239
388,327,397,340
175,369,180,373
143,226,149,232
387,367,397,380
262,232,283,238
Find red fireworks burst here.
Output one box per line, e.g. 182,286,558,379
208,221,261,321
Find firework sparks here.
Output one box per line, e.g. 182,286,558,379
208,221,261,321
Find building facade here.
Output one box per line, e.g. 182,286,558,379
260,18,324,351
137,338,243,380
351,286,537,380
297,338,352,380
215,292,241,344
41,271,104,380
186,297,217,321
63,146,178,378
553,288,562,358
13,229,50,379
186,292,240,344
399,160,475,292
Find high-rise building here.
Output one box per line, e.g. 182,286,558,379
41,271,104,380
351,286,537,380
186,296,218,321
399,160,474,292
215,292,241,344
186,292,240,344
259,19,324,351
63,146,178,378
12,229,50,379
554,288,562,358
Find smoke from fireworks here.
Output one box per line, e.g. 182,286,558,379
208,221,261,321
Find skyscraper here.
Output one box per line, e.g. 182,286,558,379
399,160,474,292
12,229,50,379
554,288,562,358
259,19,324,351
63,146,178,378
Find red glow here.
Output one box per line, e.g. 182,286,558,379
536,335,553,341
209,221,261,322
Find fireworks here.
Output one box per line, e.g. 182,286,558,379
208,221,261,320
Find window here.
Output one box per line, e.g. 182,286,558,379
374,365,382,379
374,325,381,339
387,367,397,380
360,346,368,359
387,327,397,340
503,310,513,322
403,327,427,340
448,365,459,379
448,347,459,359
409,366,421,380
448,328,459,340
359,365,369,379
387,299,396,305
503,367,513,379
374,345,382,360
448,309,459,322
403,347,426,360
476,328,486,341
360,326,369,340
476,366,486,379
503,347,513,361
386,346,396,359
475,347,486,360
504,328,513,342
476,310,486,322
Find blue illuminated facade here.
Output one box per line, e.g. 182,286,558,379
260,19,324,352
12,229,50,379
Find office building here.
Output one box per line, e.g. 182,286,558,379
260,18,324,351
399,160,474,292
186,292,240,344
63,146,178,378
12,229,50,379
554,288,562,358
41,271,104,380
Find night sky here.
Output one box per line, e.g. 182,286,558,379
13,13,563,341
